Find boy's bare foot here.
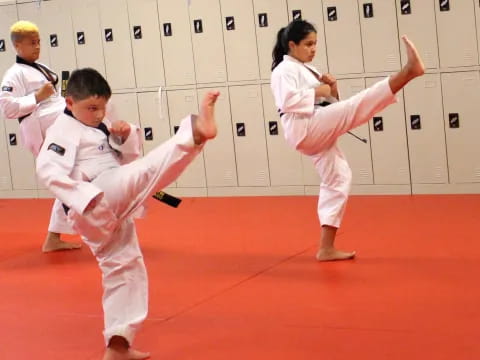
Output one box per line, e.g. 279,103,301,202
193,90,219,145
42,231,81,252
402,35,425,79
316,248,356,262
103,336,150,360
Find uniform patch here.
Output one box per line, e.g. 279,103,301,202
1,86,13,92
48,143,66,156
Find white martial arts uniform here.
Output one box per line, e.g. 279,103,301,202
271,55,396,228
36,109,202,345
0,56,73,234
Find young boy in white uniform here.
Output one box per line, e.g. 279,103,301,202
36,67,219,360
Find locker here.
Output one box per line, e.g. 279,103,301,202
109,93,141,128
396,0,439,69
219,0,260,81
0,4,17,77
323,0,364,74
366,77,410,184
99,0,136,89
435,0,478,67
198,87,238,187
261,83,303,186
157,0,196,85
229,85,270,186
358,0,400,72
137,91,171,155
127,0,166,88
404,73,447,184
0,117,12,190
441,72,480,183
188,0,227,84
166,90,207,187
253,0,289,80
69,0,107,78
337,78,374,184
474,0,480,66
0,1,15,4
286,0,329,74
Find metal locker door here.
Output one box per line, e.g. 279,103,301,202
188,0,227,84
127,0,166,88
157,0,195,86
366,77,410,185
404,73,447,184
198,87,238,187
337,78,374,185
0,117,12,190
229,85,270,186
166,90,207,188
219,0,260,81
261,84,303,186
0,4,18,77
253,0,289,80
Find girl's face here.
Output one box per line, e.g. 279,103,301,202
288,31,317,63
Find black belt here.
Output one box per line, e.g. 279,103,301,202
278,101,331,118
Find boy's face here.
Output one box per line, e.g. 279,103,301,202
66,95,109,128
14,32,40,62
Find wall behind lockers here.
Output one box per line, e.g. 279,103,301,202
1,0,480,199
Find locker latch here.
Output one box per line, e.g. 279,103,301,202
236,123,246,136
400,0,411,15
258,13,268,27
363,3,374,18
105,28,113,42
292,10,302,20
9,133,17,146
133,26,142,39
194,19,203,34
226,17,235,31
50,34,58,47
269,121,278,135
0,39,5,52
410,115,421,130
77,32,85,45
373,117,383,131
61,71,70,98
439,0,450,12
173,126,179,134
327,7,337,21
449,113,459,128
163,23,173,37
144,127,153,140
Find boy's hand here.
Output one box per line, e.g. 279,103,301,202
321,73,337,86
35,83,55,103
109,120,131,142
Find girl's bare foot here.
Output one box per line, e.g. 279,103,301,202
193,91,219,144
402,35,425,79
42,232,81,252
103,336,150,360
316,248,356,262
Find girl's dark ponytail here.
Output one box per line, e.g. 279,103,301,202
271,27,287,70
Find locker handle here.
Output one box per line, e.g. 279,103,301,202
105,28,113,42
50,34,58,47
76,32,85,45
258,13,268,27
400,0,411,15
163,23,173,37
373,117,383,132
439,0,450,12
448,113,460,128
0,39,6,52
292,9,302,20
326,7,337,21
226,17,235,31
268,121,278,135
236,123,246,136
144,127,153,140
410,115,421,130
363,3,374,18
173,125,179,134
133,25,142,39
193,19,203,33
8,133,17,146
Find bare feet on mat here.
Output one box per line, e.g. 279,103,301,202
103,337,150,360
42,232,81,252
316,248,356,262
402,35,425,79
193,90,219,144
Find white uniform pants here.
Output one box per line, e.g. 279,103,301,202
48,199,76,234
68,115,201,345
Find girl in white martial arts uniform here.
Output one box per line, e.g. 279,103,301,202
271,20,424,261
36,68,218,360
0,21,79,252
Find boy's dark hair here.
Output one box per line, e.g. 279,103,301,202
66,68,112,101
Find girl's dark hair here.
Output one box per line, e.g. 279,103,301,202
271,20,316,70
66,68,112,101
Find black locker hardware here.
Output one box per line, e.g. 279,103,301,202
0,39,5,52
133,26,142,39
269,121,278,135
400,0,411,15
173,126,179,134
226,16,235,30
105,28,113,42
163,23,172,37
439,0,449,11
410,115,421,130
292,10,302,20
373,117,383,131
363,3,374,18
449,113,459,128
144,127,153,140
236,123,246,136
50,34,58,47
61,71,69,98
194,19,203,33
327,7,337,21
258,13,268,27
9,133,17,146
77,32,85,45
